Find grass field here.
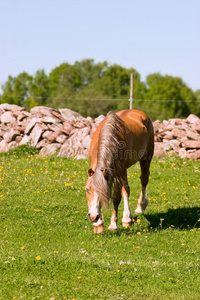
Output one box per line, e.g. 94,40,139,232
0,146,200,300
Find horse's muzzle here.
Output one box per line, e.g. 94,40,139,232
88,213,100,223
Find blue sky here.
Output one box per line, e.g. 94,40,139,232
0,0,199,92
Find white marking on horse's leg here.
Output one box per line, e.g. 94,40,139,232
135,186,148,214
108,212,118,231
108,184,121,231
122,189,134,227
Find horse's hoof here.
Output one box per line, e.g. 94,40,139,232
108,225,118,231
122,218,135,228
134,208,143,214
93,224,104,234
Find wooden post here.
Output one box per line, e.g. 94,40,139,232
129,72,133,109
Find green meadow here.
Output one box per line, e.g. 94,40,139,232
0,146,199,300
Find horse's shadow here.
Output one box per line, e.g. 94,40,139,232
103,207,200,236
144,206,200,230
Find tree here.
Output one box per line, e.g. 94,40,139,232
0,76,15,104
141,73,197,120
49,63,70,95
194,90,200,116
74,59,108,87
28,70,50,107
1,60,198,120
1,72,32,106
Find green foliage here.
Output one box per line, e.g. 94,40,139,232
27,70,50,108
0,149,199,299
140,73,198,120
1,145,39,158
1,72,32,106
0,60,199,120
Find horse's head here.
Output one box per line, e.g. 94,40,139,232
86,167,111,233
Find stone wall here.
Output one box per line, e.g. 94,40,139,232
0,103,200,159
0,104,104,159
154,114,200,159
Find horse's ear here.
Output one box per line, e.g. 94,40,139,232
87,168,94,177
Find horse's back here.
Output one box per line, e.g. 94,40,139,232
117,110,154,164
116,109,153,134
89,109,154,169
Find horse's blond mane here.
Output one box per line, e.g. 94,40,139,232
92,111,129,205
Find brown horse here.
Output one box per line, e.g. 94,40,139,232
86,109,154,233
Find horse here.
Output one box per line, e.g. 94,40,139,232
85,109,154,234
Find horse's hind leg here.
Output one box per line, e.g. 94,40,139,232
135,158,151,214
122,177,134,227
108,183,121,231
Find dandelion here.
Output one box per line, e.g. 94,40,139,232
169,277,173,280
137,232,141,235
116,270,120,273
54,251,58,254
34,209,41,212
65,182,73,187
21,246,24,250
137,219,141,223
181,243,185,246
36,256,41,260
77,276,81,279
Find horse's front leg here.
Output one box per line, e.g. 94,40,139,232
122,183,134,227
108,183,121,231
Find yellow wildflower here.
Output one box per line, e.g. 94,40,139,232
65,182,73,187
